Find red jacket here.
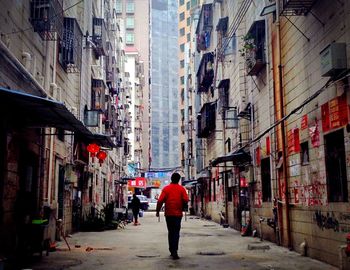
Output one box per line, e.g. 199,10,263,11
157,183,189,217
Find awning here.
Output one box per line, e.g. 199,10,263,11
182,179,198,186
80,133,116,149
196,168,210,181
211,148,251,167
0,87,115,148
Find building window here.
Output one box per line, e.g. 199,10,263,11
179,12,185,21
180,43,184,52
224,35,237,56
126,17,134,29
57,128,65,142
179,27,185,36
179,0,184,5
325,129,348,202
180,76,184,85
191,0,198,7
187,16,191,26
126,1,134,13
187,33,190,42
180,59,184,68
300,141,309,165
116,0,122,13
181,88,184,103
186,1,190,10
261,157,272,202
125,32,134,44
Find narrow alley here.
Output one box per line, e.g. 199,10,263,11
25,212,336,270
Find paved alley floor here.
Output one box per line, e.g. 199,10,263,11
26,212,336,270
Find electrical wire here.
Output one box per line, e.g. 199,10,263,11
3,0,84,36
240,71,350,150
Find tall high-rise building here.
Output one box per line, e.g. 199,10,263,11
116,0,150,171
178,0,200,180
150,0,180,169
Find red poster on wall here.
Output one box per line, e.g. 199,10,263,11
255,147,261,166
301,115,308,130
321,95,349,132
287,128,300,154
266,136,270,155
321,103,330,132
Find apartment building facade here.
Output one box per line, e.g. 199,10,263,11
116,0,150,172
0,0,130,260
188,0,350,267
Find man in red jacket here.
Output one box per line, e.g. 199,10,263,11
156,172,189,260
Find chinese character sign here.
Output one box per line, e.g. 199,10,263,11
128,177,147,188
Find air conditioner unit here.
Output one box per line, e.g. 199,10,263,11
320,43,347,77
91,65,104,80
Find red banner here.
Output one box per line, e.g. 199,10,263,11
266,136,270,155
255,147,261,166
301,115,308,130
128,177,147,188
287,128,300,154
321,95,348,132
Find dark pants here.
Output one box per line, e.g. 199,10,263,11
165,216,182,254
132,210,139,223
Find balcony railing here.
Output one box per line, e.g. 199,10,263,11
91,79,105,111
197,52,214,93
59,18,82,73
242,20,266,76
279,0,318,16
92,17,107,57
195,4,213,52
30,0,64,40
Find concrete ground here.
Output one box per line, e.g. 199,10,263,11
24,212,336,270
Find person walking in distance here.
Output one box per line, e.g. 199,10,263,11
131,194,141,225
156,172,189,260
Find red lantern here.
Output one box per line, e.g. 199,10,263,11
96,150,107,166
87,143,100,161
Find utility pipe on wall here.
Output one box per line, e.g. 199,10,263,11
275,0,292,249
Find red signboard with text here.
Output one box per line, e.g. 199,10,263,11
128,177,147,188
321,95,348,132
287,128,300,154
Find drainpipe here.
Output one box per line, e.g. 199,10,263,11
276,0,292,249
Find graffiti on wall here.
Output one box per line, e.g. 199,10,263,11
314,211,339,231
314,211,350,233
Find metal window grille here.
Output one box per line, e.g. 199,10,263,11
30,0,63,40
59,17,82,73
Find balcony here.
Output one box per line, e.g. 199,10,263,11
242,20,266,76
197,102,216,138
197,52,214,93
59,18,83,73
91,79,106,112
30,0,64,40
279,0,318,16
195,4,213,52
92,17,107,57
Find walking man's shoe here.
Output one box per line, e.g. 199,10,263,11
171,252,180,260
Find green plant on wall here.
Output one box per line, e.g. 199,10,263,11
239,33,256,57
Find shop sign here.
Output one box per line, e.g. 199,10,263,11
128,177,147,188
